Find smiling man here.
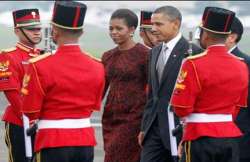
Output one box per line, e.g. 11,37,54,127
139,5,202,162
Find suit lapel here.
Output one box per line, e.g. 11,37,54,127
231,47,240,57
159,37,187,89
151,43,162,90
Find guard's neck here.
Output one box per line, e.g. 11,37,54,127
57,38,79,46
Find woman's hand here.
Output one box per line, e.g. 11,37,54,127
138,131,145,148
178,140,184,158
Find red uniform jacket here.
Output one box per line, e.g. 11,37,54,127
21,45,105,152
0,43,39,126
171,45,249,141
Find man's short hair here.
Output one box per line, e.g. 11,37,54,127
55,25,83,37
154,6,182,23
204,29,228,41
231,17,244,43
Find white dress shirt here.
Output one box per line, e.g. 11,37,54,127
156,32,182,82
161,32,182,65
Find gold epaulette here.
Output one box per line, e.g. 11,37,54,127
84,51,101,62
187,51,207,60
28,52,52,63
229,53,244,61
1,47,17,53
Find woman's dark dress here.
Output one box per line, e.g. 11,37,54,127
102,43,149,162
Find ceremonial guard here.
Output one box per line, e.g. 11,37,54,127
139,10,159,48
171,7,249,162
0,8,42,162
21,1,105,162
226,16,250,162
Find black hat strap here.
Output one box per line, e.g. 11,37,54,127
19,28,39,45
143,29,154,47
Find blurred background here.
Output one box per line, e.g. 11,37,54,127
0,1,250,162
0,1,250,56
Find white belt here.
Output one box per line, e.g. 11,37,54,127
38,118,91,129
185,113,232,123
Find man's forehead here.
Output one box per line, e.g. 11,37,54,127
151,13,169,21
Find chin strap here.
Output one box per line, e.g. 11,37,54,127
143,29,154,48
19,28,41,45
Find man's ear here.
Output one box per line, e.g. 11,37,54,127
173,19,181,30
52,27,59,37
79,30,84,37
230,33,238,43
14,28,19,35
226,34,236,44
139,30,144,37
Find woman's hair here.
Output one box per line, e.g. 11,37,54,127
111,8,138,29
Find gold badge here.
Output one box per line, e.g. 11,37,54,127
22,74,31,88
177,70,187,83
21,87,29,95
21,74,31,95
175,70,187,91
175,83,186,90
0,60,10,72
0,71,12,78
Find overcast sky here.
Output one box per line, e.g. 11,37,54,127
0,1,249,28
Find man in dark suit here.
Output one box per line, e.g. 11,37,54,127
225,16,250,162
138,6,202,162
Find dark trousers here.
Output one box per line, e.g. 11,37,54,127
237,131,250,162
5,122,35,162
240,158,250,162
181,137,239,162
140,119,173,162
34,146,94,162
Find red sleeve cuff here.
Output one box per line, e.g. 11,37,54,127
23,111,40,121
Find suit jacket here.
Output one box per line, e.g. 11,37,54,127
141,36,202,150
232,47,250,159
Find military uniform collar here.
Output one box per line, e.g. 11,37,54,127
207,44,227,52
57,44,81,53
16,42,40,57
208,44,225,48
16,42,34,52
63,43,79,46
